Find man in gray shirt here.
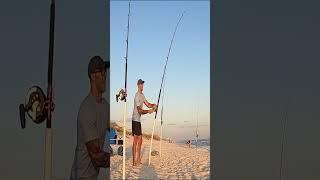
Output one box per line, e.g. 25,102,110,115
132,79,157,166
70,56,111,180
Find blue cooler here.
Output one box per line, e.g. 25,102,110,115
110,128,117,145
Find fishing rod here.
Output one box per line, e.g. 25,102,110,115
116,0,131,104
18,0,55,180
149,11,185,166
279,102,289,180
115,1,131,179
159,105,163,157
159,78,166,158
196,108,199,152
154,11,185,119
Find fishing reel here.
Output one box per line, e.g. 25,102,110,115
19,86,55,129
116,89,126,102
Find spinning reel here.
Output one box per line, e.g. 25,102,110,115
19,86,55,129
116,89,126,102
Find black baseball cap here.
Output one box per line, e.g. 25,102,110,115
137,79,145,85
88,56,110,78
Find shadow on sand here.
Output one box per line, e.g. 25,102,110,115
141,145,146,158
138,163,158,179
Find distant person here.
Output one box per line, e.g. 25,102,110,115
186,140,191,148
70,56,111,180
132,79,157,166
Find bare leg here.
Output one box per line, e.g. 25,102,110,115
137,135,142,165
132,135,137,166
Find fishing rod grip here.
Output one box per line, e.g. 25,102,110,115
154,102,159,119
154,106,159,119
154,108,159,119
154,112,157,119
154,88,162,119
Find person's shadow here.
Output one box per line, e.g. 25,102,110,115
139,164,158,179
125,145,133,161
141,145,146,158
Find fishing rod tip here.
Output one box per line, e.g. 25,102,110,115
182,10,187,15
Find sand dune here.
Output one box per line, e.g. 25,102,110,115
110,136,210,179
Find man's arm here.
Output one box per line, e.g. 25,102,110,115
137,106,154,115
86,138,110,168
144,100,157,109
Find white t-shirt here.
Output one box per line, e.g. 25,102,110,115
70,93,110,180
132,92,146,122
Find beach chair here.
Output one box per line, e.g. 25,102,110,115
109,128,124,156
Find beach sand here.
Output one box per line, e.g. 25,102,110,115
110,136,210,179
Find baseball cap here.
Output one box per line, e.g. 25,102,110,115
137,79,145,85
88,56,110,78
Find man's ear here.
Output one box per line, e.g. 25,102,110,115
90,74,95,81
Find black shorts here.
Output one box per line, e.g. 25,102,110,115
132,121,142,136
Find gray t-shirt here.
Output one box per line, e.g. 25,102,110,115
70,93,109,180
132,92,146,122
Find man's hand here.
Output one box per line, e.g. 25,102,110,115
91,151,110,168
152,104,158,111
86,138,110,168
148,108,155,114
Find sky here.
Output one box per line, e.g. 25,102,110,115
213,0,320,179
110,1,210,142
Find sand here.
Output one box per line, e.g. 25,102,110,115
110,136,210,179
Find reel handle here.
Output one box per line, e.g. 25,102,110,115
19,104,26,129
116,94,119,102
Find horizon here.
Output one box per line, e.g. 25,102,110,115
110,120,210,142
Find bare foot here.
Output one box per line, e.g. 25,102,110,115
136,160,142,165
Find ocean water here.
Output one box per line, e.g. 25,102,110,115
178,138,210,151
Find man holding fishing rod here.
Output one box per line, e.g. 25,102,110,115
70,56,111,180
132,79,158,166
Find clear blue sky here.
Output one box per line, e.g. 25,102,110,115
110,1,210,141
